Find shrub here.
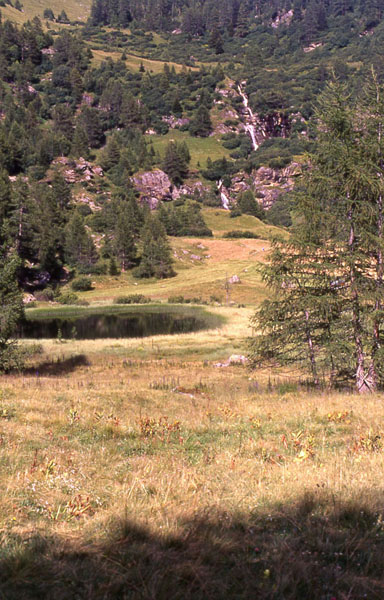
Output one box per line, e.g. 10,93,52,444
224,230,261,239
114,295,151,304
34,288,55,302
77,262,107,275
71,277,93,292
25,301,37,309
56,292,80,305
168,295,185,304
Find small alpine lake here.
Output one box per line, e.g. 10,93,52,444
19,304,224,340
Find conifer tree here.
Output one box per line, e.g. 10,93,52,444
189,105,212,137
134,213,175,279
71,125,90,159
250,77,384,392
0,247,24,372
162,141,189,185
113,203,136,271
51,171,71,217
64,211,97,268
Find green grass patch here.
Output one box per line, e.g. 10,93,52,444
91,48,197,74
149,130,231,170
0,0,91,24
202,208,288,239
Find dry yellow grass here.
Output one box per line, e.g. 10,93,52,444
1,307,384,533
2,313,384,597
77,238,270,305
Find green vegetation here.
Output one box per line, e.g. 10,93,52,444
150,130,231,170
202,208,286,239
2,2,384,596
251,77,384,392
0,249,24,372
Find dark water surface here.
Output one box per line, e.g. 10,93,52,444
19,307,219,340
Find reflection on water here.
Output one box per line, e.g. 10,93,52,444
19,310,211,340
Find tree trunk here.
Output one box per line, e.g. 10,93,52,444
348,215,373,392
304,309,319,386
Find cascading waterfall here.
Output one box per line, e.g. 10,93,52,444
218,179,230,210
237,84,259,152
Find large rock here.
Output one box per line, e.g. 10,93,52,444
131,169,173,208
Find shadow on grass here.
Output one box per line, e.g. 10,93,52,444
23,354,89,376
1,491,384,599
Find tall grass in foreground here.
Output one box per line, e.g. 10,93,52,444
0,324,384,598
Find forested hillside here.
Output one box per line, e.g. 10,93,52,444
1,0,384,301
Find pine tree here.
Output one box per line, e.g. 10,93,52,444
65,211,97,268
162,141,189,185
189,105,212,137
0,247,24,372
100,135,121,172
71,125,90,159
134,213,175,279
113,203,136,271
209,27,224,54
51,171,71,217
235,1,249,38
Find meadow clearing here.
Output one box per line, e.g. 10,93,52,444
1,230,384,599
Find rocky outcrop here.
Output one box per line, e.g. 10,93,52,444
271,9,293,28
131,169,173,208
161,115,190,129
52,157,104,184
229,162,301,209
132,169,210,208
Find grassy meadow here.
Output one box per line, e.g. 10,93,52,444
149,129,231,169
1,232,384,599
91,49,197,74
0,0,91,24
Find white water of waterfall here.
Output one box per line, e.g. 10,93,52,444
218,179,230,210
237,85,259,151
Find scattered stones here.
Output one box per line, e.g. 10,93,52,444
215,354,249,368
162,115,190,129
228,275,241,284
52,156,104,184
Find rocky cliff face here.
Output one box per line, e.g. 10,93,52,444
231,162,301,209
217,162,301,210
215,80,292,144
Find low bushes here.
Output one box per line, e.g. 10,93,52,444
114,295,152,304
